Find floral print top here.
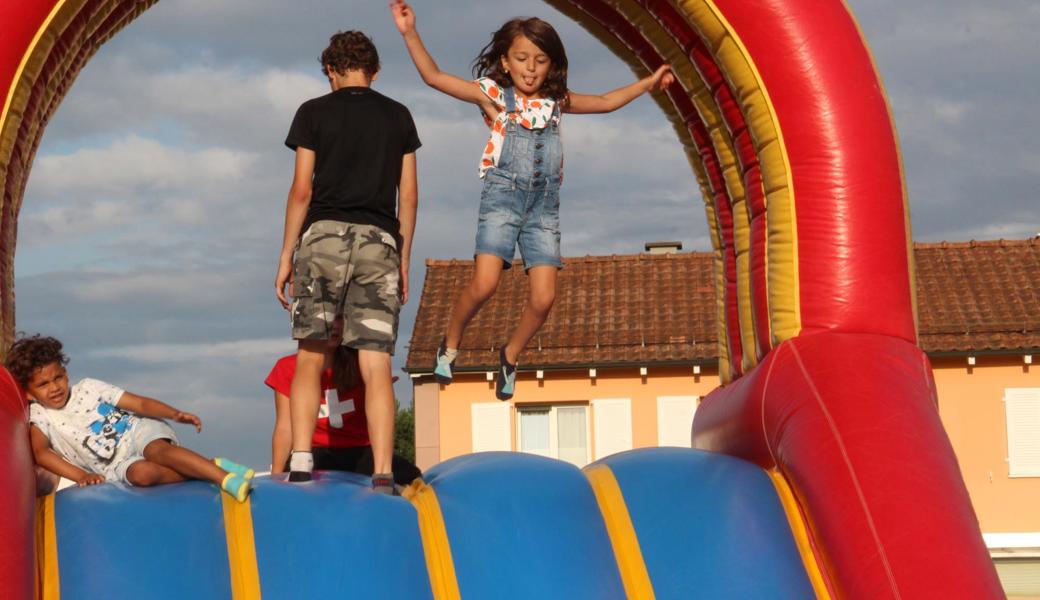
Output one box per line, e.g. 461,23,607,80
476,77,561,178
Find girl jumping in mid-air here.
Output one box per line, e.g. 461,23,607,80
391,0,673,400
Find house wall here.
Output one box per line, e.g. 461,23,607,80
411,353,1040,536
411,365,720,471
932,355,1040,534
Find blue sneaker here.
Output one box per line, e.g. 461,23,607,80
434,338,456,385
496,346,516,401
221,473,251,503
215,457,254,480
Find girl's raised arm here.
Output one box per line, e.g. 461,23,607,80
565,64,674,114
390,1,488,106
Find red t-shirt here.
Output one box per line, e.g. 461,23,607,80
264,354,370,448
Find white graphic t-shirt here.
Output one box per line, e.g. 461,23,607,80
29,378,136,480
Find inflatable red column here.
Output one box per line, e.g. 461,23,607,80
0,368,34,600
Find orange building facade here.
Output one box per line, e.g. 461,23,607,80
406,240,1040,596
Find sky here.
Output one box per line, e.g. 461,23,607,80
13,0,1040,469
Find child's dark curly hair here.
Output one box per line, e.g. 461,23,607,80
472,18,569,105
5,334,68,388
320,31,380,78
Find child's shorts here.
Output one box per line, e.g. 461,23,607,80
113,417,179,484
475,168,562,271
291,220,401,355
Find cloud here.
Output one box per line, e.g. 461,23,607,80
44,61,327,149
88,337,294,363
28,135,256,197
69,268,256,306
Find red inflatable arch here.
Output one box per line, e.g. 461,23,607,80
0,1,1003,598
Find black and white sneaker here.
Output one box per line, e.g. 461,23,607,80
433,337,456,384
287,450,313,483
496,346,516,401
372,473,397,495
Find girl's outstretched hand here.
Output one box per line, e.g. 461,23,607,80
647,64,675,92
390,0,415,35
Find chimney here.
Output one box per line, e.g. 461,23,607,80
644,241,683,255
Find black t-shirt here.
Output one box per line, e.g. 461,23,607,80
285,87,421,242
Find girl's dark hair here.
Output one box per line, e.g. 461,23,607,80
472,18,569,104
320,30,380,78
332,346,360,391
5,334,68,388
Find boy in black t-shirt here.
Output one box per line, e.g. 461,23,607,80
275,30,421,494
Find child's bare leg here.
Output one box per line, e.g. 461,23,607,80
125,460,186,487
444,255,505,348
142,439,225,485
358,349,395,475
290,340,328,452
504,265,558,363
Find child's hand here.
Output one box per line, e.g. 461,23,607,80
399,262,410,304
76,473,105,487
647,64,675,92
174,410,203,433
390,0,416,35
275,256,293,310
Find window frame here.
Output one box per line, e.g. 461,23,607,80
515,402,591,467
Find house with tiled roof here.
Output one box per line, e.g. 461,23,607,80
406,238,1040,583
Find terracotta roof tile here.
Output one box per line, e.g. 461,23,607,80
405,239,1040,371
916,239,1040,353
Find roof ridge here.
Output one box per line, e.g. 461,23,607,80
425,252,712,267
914,238,1040,249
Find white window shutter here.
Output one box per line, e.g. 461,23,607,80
1005,388,1040,477
592,398,632,459
471,402,511,452
657,396,698,447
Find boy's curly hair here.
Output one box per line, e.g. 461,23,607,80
320,31,380,78
5,334,68,388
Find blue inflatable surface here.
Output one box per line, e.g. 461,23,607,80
44,448,815,599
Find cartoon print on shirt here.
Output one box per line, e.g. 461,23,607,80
82,401,134,462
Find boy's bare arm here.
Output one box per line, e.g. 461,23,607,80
30,425,103,486
276,147,316,309
271,391,292,474
115,391,202,432
397,152,418,304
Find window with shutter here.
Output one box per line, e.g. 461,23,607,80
657,396,698,447
1005,388,1040,477
471,402,512,452
592,398,633,460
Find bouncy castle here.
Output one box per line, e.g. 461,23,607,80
0,0,1005,598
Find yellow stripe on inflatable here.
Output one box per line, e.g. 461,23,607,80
584,464,655,599
596,0,756,375
403,480,461,600
220,493,261,600
703,200,732,382
0,0,73,161
674,0,800,347
34,493,60,600
767,471,832,600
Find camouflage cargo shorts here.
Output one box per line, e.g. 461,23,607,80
291,220,401,355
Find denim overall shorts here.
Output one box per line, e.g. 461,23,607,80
474,86,563,270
